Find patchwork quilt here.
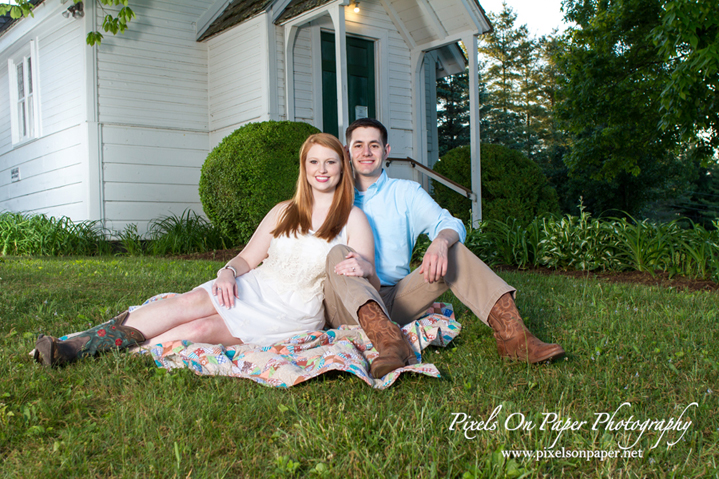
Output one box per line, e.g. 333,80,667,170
57,294,462,389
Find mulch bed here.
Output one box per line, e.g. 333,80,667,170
495,265,718,293
172,248,718,294
173,247,245,263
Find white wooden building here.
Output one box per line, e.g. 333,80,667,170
0,0,491,234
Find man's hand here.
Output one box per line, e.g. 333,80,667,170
419,229,459,283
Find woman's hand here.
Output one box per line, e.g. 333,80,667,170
333,251,374,278
213,269,238,308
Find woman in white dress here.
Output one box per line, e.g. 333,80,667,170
34,133,415,378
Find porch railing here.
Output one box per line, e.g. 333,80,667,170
385,157,477,201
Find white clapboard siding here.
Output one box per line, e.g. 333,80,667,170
101,124,208,234
0,13,86,155
34,202,88,221
0,64,11,153
95,0,209,131
0,92,86,220
293,27,315,124
0,126,85,214
2,183,84,214
34,18,86,136
208,15,265,138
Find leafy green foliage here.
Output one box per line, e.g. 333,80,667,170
651,0,719,157
117,223,144,256
0,212,111,256
479,5,557,161
436,69,472,156
552,0,711,217
0,1,32,19
432,144,559,224
0,211,232,257
89,0,136,46
145,210,230,256
466,206,719,282
556,0,712,180
199,121,320,243
1,0,135,47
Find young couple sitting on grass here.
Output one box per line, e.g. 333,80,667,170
34,119,564,378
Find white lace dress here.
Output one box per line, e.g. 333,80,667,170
196,228,347,346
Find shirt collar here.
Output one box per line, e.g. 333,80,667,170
356,170,387,201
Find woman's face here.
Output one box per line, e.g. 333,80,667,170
305,144,342,194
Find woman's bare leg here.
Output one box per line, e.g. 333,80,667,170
124,289,218,339
146,314,242,346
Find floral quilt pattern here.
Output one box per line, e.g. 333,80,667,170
133,295,461,389
46,294,461,389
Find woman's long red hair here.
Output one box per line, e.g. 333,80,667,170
271,133,354,241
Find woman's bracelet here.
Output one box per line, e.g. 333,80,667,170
218,265,237,278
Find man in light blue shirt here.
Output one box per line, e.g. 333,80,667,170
324,118,564,365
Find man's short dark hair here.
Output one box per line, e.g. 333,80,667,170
345,118,388,146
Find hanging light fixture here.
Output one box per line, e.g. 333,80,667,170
353,1,360,13
61,1,84,20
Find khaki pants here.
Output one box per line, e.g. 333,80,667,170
323,243,516,328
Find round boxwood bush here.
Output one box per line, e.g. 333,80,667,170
199,121,321,243
432,144,560,224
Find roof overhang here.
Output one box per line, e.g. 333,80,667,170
197,0,492,45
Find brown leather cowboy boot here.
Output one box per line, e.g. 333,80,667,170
487,293,564,363
357,301,417,378
34,311,146,367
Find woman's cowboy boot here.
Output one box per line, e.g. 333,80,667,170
487,293,564,363
357,301,417,378
34,311,145,367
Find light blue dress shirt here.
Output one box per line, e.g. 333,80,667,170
354,170,467,286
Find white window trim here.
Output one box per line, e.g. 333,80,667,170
8,38,41,146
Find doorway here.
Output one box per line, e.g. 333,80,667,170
321,32,376,137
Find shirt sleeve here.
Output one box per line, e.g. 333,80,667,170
406,182,467,243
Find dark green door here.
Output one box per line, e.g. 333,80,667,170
321,32,376,137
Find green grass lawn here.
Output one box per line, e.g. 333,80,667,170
0,256,717,478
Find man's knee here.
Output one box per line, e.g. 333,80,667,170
447,241,490,270
326,244,354,270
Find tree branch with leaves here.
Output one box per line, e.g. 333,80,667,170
0,0,135,46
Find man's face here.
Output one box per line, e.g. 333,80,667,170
348,127,390,179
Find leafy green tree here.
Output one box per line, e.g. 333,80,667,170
557,0,683,179
477,3,560,166
553,0,701,216
1,0,135,46
651,0,719,159
479,4,531,152
642,155,719,228
436,70,470,156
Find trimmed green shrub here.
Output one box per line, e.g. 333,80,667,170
199,121,321,243
432,144,560,224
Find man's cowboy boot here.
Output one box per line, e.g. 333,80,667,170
357,301,418,378
34,311,145,367
487,293,564,363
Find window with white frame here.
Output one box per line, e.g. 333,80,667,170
8,39,40,145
